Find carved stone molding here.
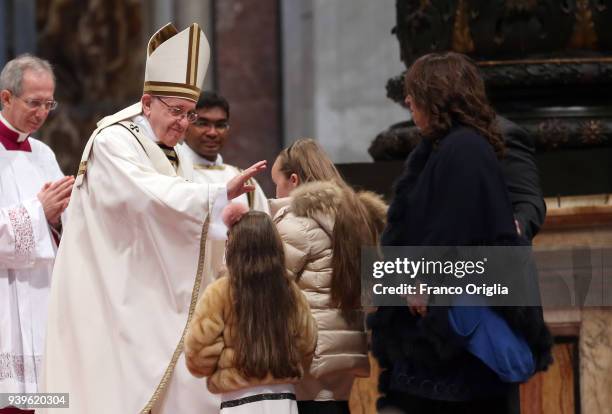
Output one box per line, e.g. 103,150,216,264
389,1,612,155
480,58,612,89
369,115,612,160
395,0,612,66
368,121,420,161
387,58,612,106
528,117,611,151
535,118,571,150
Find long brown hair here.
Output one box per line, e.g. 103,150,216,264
277,139,384,316
404,52,505,158
226,211,301,379
331,189,383,315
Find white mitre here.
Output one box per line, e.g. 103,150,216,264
143,22,210,102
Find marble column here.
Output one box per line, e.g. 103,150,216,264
280,0,315,145
534,199,612,414
580,308,612,414
281,0,408,163
13,0,37,55
152,0,173,31
213,0,282,196
175,0,214,91
0,0,7,68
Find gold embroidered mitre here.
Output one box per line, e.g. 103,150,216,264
143,22,210,102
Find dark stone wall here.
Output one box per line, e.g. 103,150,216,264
36,0,146,175
372,0,612,196
382,0,612,155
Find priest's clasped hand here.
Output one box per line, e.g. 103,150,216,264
37,175,75,225
227,160,267,200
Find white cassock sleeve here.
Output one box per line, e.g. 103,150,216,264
252,179,271,214
43,144,70,230
0,197,56,269
89,127,227,239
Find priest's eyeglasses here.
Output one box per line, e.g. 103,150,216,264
155,97,199,124
15,96,58,111
192,119,230,132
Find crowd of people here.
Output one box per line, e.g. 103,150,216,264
0,22,551,414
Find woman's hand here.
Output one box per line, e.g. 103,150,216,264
407,292,428,317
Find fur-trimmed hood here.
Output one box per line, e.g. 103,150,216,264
273,181,388,392
290,181,387,235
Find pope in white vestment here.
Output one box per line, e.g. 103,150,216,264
40,23,265,414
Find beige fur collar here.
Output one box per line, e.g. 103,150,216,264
290,181,387,232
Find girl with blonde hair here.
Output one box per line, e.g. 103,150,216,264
270,138,387,413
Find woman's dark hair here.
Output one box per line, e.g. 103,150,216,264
404,52,505,158
225,211,301,379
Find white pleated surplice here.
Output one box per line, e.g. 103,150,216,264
0,137,63,397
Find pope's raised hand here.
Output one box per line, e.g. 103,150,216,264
227,160,267,200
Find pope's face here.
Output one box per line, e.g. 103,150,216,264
0,69,55,134
142,95,195,147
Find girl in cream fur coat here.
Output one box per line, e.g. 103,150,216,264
270,138,387,414
184,207,317,414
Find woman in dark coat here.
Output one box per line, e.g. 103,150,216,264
370,52,552,414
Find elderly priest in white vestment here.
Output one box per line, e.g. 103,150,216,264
0,55,73,410
40,23,266,414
